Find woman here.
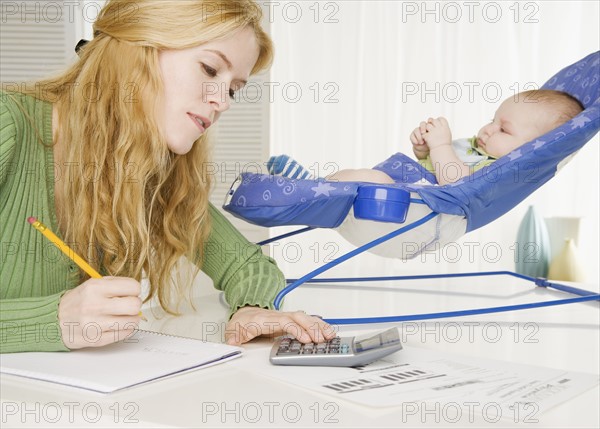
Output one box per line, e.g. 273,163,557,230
0,0,333,352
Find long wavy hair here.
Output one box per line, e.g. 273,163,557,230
6,0,273,313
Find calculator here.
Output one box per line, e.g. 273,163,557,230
269,327,402,367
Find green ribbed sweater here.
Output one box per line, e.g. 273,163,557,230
0,91,285,353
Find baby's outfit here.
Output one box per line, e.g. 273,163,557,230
418,137,496,174
267,137,498,184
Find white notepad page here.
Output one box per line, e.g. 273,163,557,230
0,330,242,393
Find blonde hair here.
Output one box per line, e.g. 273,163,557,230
518,89,584,128
5,0,273,313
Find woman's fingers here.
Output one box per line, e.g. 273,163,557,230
105,296,143,316
60,316,139,349
224,308,337,346
287,311,336,343
58,277,144,349
101,277,142,298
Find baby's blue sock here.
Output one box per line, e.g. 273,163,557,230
267,155,316,179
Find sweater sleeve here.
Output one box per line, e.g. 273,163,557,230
200,203,286,318
0,93,69,353
0,91,17,187
0,294,69,352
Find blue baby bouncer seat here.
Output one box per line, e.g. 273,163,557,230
224,51,600,325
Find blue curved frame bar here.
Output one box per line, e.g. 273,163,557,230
263,211,600,325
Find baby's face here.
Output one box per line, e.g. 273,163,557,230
476,96,556,158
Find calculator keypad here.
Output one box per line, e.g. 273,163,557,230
276,336,348,356
270,327,402,367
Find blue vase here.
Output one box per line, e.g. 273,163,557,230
515,206,551,277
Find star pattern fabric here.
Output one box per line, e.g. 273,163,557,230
224,52,599,233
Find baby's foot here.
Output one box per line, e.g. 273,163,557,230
266,155,315,179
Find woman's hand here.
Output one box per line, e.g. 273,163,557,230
58,277,143,349
225,306,337,346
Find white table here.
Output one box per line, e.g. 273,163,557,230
1,273,598,428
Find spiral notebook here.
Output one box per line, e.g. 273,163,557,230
0,330,242,394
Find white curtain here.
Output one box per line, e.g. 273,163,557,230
269,1,599,284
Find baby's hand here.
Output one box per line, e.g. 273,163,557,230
410,123,430,159
422,117,452,150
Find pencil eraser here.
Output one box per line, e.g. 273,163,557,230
27,217,37,224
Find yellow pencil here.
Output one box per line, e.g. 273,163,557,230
28,216,101,278
27,216,147,321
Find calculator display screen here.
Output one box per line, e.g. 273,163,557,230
354,329,399,352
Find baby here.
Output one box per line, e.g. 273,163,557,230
268,90,583,185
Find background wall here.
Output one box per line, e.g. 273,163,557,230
266,0,600,285
1,0,598,289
